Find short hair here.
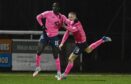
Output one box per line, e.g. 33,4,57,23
52,2,60,7
69,11,77,16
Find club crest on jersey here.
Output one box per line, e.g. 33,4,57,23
55,21,60,27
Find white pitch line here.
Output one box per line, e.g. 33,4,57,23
1,74,131,77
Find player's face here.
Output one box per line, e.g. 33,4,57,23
68,14,76,21
52,3,60,13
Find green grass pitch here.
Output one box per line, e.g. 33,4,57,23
0,73,131,84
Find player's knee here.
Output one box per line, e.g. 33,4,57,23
53,46,60,52
68,54,76,63
68,58,74,63
37,49,43,55
37,51,42,56
52,52,59,59
85,47,92,53
52,46,60,59
37,47,42,55
86,50,92,53
36,43,44,55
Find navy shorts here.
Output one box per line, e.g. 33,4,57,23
73,42,88,56
39,33,59,47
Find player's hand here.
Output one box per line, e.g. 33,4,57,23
62,23,67,29
59,44,63,50
41,26,47,31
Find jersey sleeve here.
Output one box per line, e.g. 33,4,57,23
66,25,78,32
36,11,49,26
61,15,71,25
61,30,70,45
61,15,79,32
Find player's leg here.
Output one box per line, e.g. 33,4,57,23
33,33,48,77
50,36,61,77
57,53,77,80
64,53,77,76
85,47,93,53
85,36,112,53
58,44,83,80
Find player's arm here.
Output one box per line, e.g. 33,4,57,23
36,11,48,26
66,25,78,32
61,15,79,32
61,15,71,26
62,16,77,32
62,22,78,32
36,14,44,26
59,30,70,49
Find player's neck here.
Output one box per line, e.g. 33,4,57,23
53,11,59,15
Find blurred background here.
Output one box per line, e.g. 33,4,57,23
0,0,131,73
